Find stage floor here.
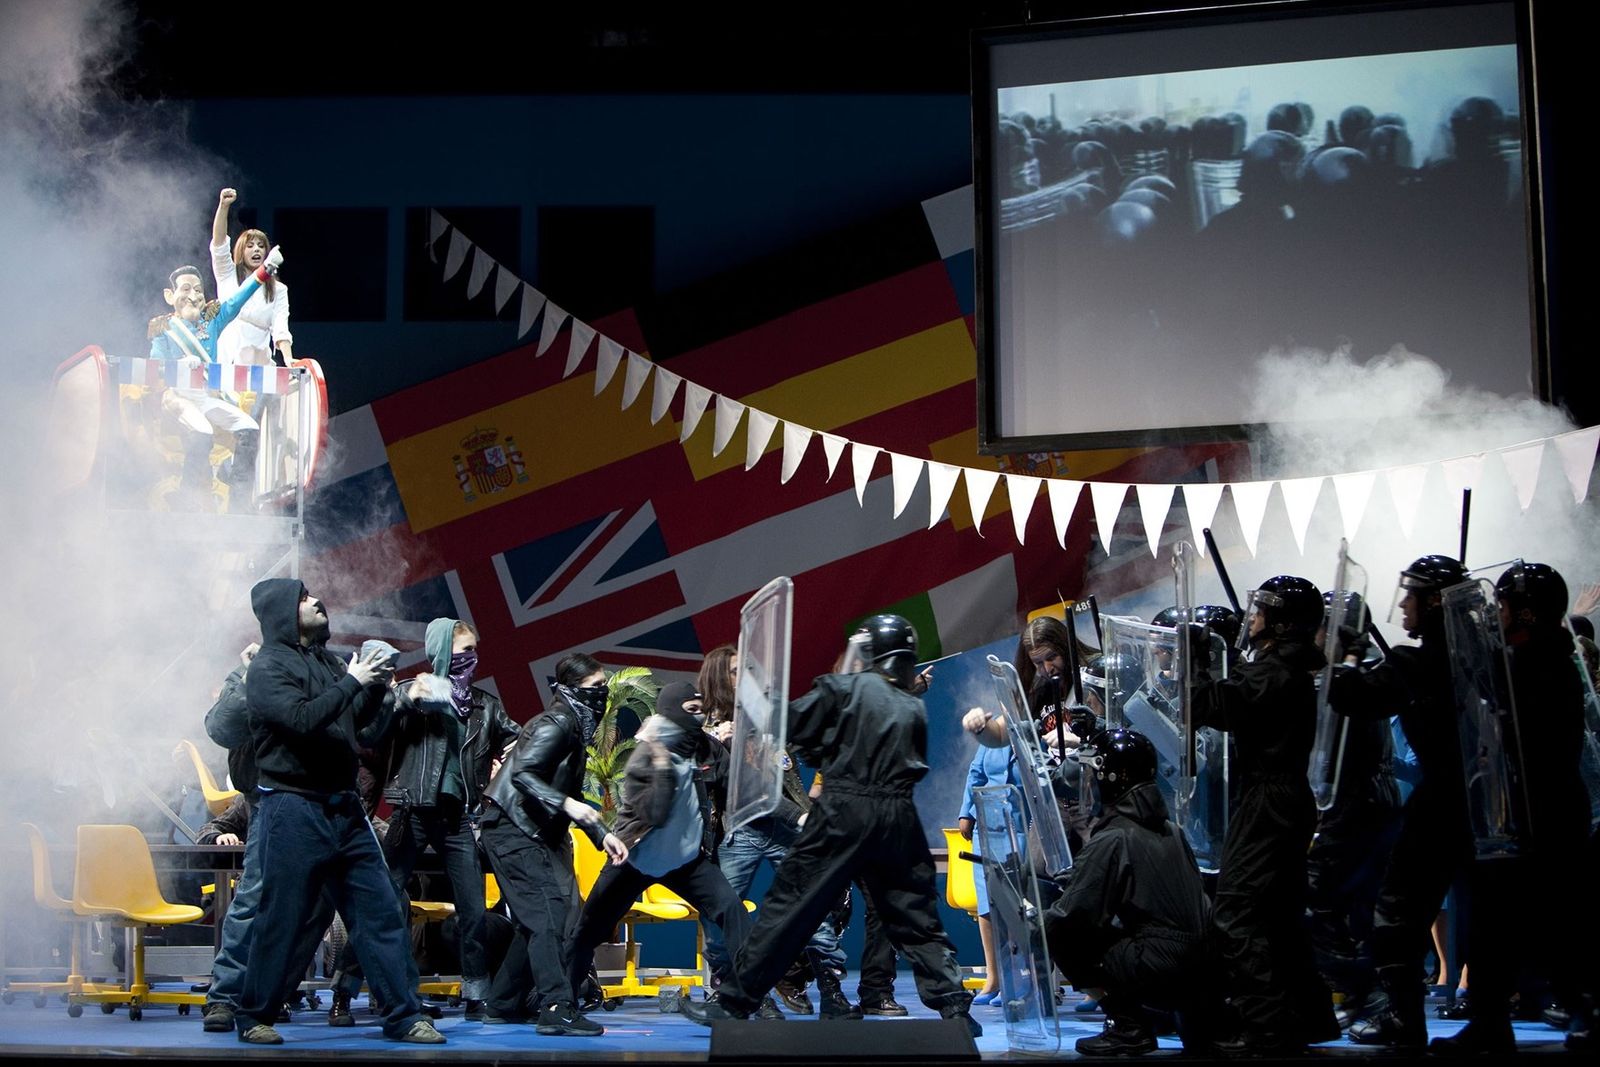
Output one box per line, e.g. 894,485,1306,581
0,975,1573,1064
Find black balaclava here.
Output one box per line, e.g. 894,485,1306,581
654,681,706,759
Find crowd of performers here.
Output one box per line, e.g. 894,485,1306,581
963,556,1598,1057
186,551,1600,1055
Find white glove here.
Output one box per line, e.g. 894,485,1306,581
262,245,284,274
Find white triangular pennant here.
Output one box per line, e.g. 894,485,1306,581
1047,479,1084,548
680,382,713,442
1440,455,1484,503
1553,426,1600,504
1386,464,1429,539
781,424,814,484
1006,474,1042,545
851,443,881,506
620,351,651,411
494,263,520,312
964,467,1001,535
428,210,449,252
744,409,779,471
1497,441,1544,512
517,285,546,339
442,230,470,283
1181,483,1225,555
890,453,925,519
1089,482,1128,556
1331,471,1376,542
820,433,847,481
1134,483,1175,559
927,462,962,529
1229,481,1273,558
593,336,624,396
1278,476,1323,555
712,395,746,457
466,246,494,299
536,301,569,357
563,320,596,378
650,367,683,425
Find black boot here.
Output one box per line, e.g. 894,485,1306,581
1348,966,1427,1049
814,963,861,1020
1076,1014,1158,1057
328,991,353,1027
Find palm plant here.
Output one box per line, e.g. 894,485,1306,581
582,666,659,827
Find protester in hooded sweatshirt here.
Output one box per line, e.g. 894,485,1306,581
569,683,753,1000
327,618,518,1023
231,578,443,1046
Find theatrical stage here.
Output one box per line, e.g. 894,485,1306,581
0,974,1573,1065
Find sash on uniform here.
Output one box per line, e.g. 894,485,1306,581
165,317,212,364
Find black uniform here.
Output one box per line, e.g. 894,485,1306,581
1192,639,1337,1045
1328,626,1473,1036
237,579,421,1039
1045,781,1216,1043
714,672,970,1019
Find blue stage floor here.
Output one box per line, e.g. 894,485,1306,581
0,975,1574,1063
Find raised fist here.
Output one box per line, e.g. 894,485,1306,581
219,188,238,205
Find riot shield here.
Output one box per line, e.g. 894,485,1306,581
986,655,1073,877
974,784,1061,1055
1101,615,1229,872
1441,579,1530,857
725,576,793,833
1309,540,1368,811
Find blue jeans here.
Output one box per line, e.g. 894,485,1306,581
705,819,843,979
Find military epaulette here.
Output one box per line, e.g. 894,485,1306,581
147,314,172,340
200,299,221,321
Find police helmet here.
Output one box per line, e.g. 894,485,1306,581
1076,728,1158,806
1496,561,1569,628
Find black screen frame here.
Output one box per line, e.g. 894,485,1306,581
971,0,1550,455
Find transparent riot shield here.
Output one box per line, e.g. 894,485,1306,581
986,655,1073,877
1101,615,1229,872
974,784,1061,1055
1309,540,1368,811
725,576,793,833
1441,579,1530,857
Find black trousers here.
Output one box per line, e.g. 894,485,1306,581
480,819,580,1016
857,883,898,998
569,852,751,994
1212,780,1335,1041
719,791,969,1017
238,791,424,1038
1059,928,1218,1042
1369,786,1473,1003
1306,775,1403,997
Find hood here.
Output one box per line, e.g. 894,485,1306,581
1108,781,1171,829
252,578,307,648
424,617,458,677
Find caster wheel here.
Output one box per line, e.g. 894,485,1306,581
2,991,14,1005
102,1003,117,1014
68,1003,83,1018
129,1004,143,1021
178,1003,191,1016
604,998,620,1012
35,994,49,1008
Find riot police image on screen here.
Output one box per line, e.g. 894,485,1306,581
1305,591,1404,1028
1326,555,1474,1048
680,614,979,1036
1189,575,1339,1056
1047,728,1217,1057
1429,562,1589,1055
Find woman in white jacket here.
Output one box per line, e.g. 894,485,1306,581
210,187,293,365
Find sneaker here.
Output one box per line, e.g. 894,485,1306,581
755,996,786,1020
238,1023,284,1045
464,999,486,1021
536,1001,605,1036
859,993,909,1017
1076,1017,1158,1057
774,979,813,1015
399,1019,447,1044
202,1003,234,1033
328,992,354,1027
680,994,751,1027
481,1009,528,1025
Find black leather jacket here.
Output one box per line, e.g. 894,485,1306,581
382,680,520,813
480,695,602,848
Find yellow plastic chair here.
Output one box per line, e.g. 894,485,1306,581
569,827,700,1001
68,824,206,1020
943,827,989,992
1,824,119,1009
413,873,503,1001
485,873,502,911
176,740,241,816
